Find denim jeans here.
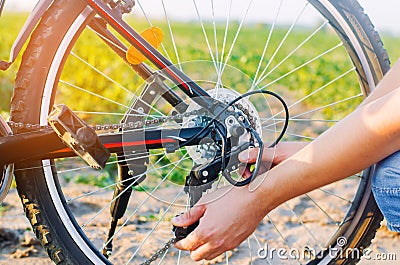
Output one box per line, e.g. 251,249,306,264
372,151,400,232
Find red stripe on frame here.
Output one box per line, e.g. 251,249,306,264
104,138,177,149
50,138,177,154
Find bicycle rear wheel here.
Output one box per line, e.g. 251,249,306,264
11,0,389,264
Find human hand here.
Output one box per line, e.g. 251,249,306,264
172,186,268,261
238,142,308,178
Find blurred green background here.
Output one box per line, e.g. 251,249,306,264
1,11,400,188
1,13,399,120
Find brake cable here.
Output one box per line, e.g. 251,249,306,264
181,89,289,186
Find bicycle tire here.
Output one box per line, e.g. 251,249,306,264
10,0,389,264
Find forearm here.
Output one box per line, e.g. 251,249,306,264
256,86,400,213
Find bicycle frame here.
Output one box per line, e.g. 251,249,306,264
1,0,216,109
0,126,211,165
84,0,217,110
0,0,231,165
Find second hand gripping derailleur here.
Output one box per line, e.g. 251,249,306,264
173,140,253,240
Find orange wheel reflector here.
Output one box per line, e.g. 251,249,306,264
126,27,164,65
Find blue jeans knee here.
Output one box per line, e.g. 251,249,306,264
372,151,400,232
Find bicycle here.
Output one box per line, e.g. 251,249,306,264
0,0,391,264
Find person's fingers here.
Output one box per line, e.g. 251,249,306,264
204,250,226,261
239,164,252,179
189,242,224,261
239,147,277,164
239,157,274,179
171,204,205,227
238,148,259,163
174,228,205,251
172,205,207,251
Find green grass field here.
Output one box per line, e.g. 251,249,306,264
1,12,399,119
1,12,400,187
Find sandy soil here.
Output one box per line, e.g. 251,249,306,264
0,183,399,265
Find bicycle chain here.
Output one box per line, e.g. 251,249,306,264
140,238,177,265
6,103,256,133
6,104,254,265
6,109,207,132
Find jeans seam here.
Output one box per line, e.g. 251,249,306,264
371,185,400,192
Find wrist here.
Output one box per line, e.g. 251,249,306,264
248,171,280,215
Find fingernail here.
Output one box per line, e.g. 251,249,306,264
172,216,181,223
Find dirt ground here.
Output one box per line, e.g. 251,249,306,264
0,185,399,265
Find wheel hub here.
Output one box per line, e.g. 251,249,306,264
184,87,261,164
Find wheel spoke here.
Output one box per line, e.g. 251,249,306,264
259,42,344,90
59,80,163,119
59,151,159,173
265,215,302,264
157,247,169,264
126,188,184,263
161,0,182,70
177,250,182,265
15,151,157,173
284,201,323,248
136,0,173,62
14,163,56,172
70,51,134,97
263,128,315,141
192,0,219,74
211,0,219,76
69,49,169,119
218,0,233,82
261,67,356,128
23,1,383,263
318,188,353,204
247,238,253,264
73,110,148,118
262,118,339,123
80,154,169,229
64,153,168,203
101,154,189,251
88,26,128,54
291,93,363,119
264,93,363,131
219,0,254,77
253,2,309,89
254,20,329,90
287,67,356,111
305,193,340,226
251,0,284,90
